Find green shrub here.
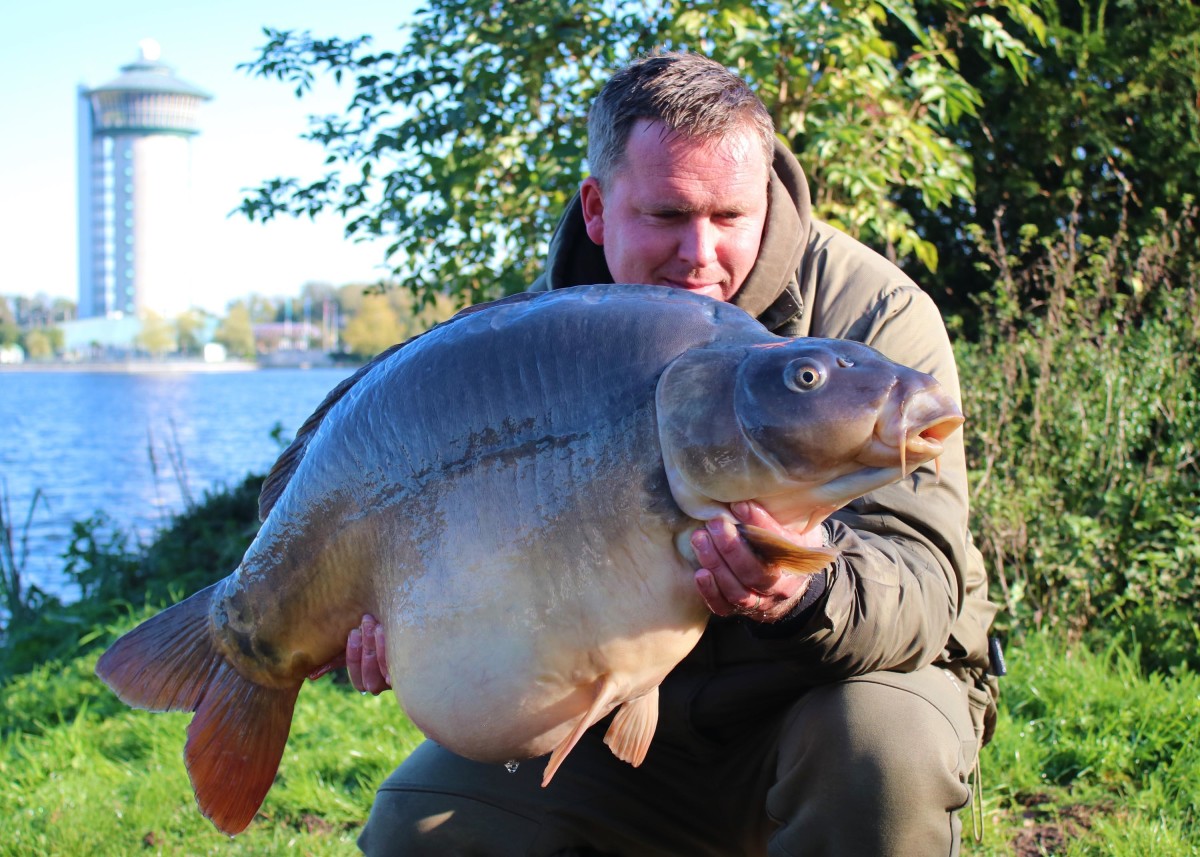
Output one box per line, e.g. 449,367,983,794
958,203,1200,671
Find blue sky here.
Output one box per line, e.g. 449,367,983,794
1,1,421,315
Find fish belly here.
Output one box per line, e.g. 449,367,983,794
378,432,707,764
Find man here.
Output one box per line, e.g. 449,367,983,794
341,51,998,856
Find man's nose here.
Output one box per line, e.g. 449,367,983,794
677,219,718,268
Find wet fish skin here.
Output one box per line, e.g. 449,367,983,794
94,284,963,835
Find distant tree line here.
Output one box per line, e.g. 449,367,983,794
0,282,457,363
213,280,456,359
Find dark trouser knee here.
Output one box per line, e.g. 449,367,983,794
767,667,977,857
357,742,546,856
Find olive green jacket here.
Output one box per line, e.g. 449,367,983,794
530,141,998,744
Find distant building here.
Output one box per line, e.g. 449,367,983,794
77,40,211,320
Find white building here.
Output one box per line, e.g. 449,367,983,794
77,40,211,320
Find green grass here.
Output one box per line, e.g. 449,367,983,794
2,630,1197,855
1,647,422,856
965,633,1200,856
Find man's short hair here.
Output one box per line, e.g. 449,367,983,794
586,51,776,186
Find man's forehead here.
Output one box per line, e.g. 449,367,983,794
616,121,769,205
628,118,765,163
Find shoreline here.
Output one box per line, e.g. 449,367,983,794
0,360,261,374
0,358,361,374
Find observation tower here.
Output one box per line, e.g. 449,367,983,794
77,40,211,319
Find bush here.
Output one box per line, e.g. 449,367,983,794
958,203,1200,671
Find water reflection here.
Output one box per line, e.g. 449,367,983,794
0,368,354,598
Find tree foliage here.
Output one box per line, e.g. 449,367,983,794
135,312,176,357
908,0,1200,313
238,0,1042,305
214,302,257,358
339,284,457,356
341,292,403,357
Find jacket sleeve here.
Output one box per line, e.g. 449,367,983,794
751,276,974,680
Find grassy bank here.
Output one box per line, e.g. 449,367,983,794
1,627,1196,855
1,641,422,856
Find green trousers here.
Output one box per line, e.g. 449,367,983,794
358,664,982,856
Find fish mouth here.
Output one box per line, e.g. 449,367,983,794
903,414,965,463
803,416,960,515
899,408,965,477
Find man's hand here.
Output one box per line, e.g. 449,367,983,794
308,614,391,695
691,501,826,623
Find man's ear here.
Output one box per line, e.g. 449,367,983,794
580,177,605,246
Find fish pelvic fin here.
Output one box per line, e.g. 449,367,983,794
541,674,621,788
94,583,300,835
603,686,659,769
736,524,839,576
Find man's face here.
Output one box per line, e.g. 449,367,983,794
580,119,770,303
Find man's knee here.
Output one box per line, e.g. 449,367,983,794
359,788,541,856
768,667,976,856
357,741,544,857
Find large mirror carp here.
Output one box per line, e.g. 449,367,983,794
96,284,964,834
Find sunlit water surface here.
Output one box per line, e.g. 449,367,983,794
1,367,355,599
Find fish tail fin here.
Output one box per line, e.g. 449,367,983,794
736,524,839,576
95,583,300,835
95,583,224,712
185,661,298,834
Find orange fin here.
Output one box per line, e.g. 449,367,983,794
95,583,300,835
185,660,298,834
736,524,838,576
542,675,619,788
603,686,659,768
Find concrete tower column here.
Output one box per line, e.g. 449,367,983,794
77,40,211,321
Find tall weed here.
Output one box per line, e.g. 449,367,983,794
0,475,263,678
957,200,1200,670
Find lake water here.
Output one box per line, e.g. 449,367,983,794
0,367,356,600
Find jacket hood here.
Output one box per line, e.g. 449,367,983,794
541,139,813,326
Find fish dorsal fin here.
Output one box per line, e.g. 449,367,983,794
258,292,542,522
258,342,402,521
735,523,839,576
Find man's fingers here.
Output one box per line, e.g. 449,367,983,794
732,501,827,547
346,627,365,690
701,518,783,592
374,622,391,686
730,501,786,534
694,568,739,617
358,615,389,695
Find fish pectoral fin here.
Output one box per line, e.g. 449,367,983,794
95,583,300,835
603,686,659,768
736,524,839,576
541,674,620,788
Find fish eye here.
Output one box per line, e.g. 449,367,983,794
785,361,825,392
